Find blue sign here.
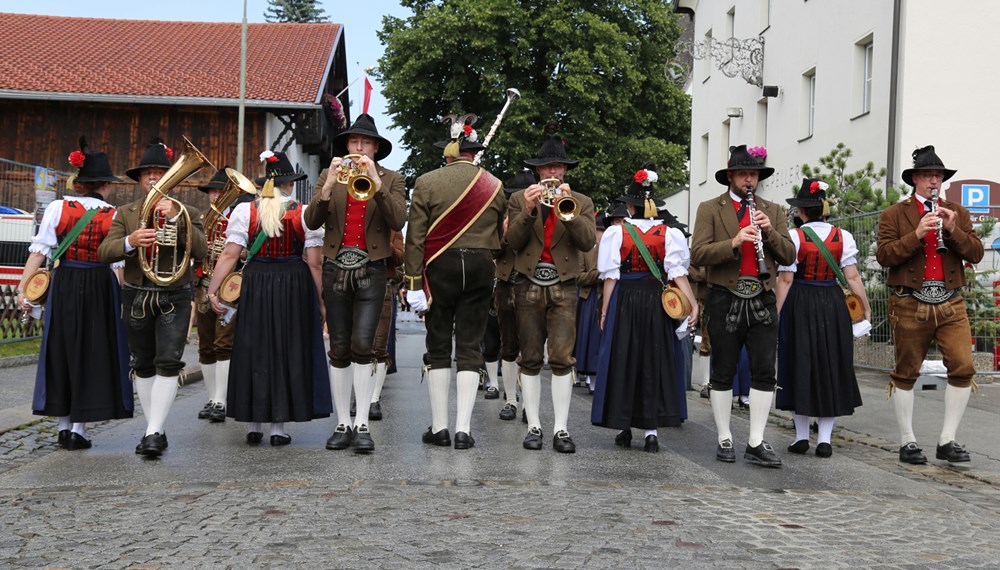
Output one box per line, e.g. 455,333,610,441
34,167,56,191
962,183,990,213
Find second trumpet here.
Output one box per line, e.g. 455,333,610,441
538,178,577,222
336,154,376,201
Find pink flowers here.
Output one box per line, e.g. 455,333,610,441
68,151,86,168
748,146,767,160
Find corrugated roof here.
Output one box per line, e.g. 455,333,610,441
0,13,341,105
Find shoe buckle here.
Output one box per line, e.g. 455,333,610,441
720,439,733,449
555,430,570,439
761,442,774,452
529,427,542,436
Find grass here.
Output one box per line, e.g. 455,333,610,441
0,339,42,358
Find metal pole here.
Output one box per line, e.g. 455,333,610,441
237,0,248,170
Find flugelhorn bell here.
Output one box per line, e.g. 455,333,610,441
336,154,376,201
538,178,578,222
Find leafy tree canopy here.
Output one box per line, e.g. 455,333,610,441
377,0,691,206
264,0,328,23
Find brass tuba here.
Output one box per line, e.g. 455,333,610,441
538,178,577,222
202,167,257,277
335,154,376,201
138,136,213,286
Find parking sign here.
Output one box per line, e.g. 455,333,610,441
963,184,989,213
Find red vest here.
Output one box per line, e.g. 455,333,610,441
620,224,666,274
732,198,759,276
339,195,369,250
56,200,115,262
795,227,843,281
248,201,306,257
918,200,945,280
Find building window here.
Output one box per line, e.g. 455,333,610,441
801,68,816,140
862,41,873,113
756,99,768,147
761,0,772,32
699,132,709,184
701,29,713,82
852,34,874,119
726,6,735,39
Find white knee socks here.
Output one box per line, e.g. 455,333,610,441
501,360,519,406
135,375,155,423
710,389,733,444
353,362,375,428
427,368,451,433
939,385,972,445
330,365,353,428
57,416,71,432
484,361,499,390
747,388,774,448
455,370,479,434
892,387,917,445
201,362,217,404
792,413,811,442
371,362,388,404
145,375,178,436
214,360,230,407
816,417,835,445
551,373,573,434
520,373,542,430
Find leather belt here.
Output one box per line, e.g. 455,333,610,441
727,276,763,299
526,262,560,287
330,246,369,270
894,280,956,304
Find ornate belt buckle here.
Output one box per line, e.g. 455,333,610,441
912,280,955,304
527,262,560,287
728,276,763,299
332,246,369,270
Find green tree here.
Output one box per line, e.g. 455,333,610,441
797,142,902,218
377,0,691,205
264,0,328,23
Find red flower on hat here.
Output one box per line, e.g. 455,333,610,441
634,170,649,184
68,151,86,168
164,146,174,161
463,125,473,137
809,181,820,194
267,155,279,163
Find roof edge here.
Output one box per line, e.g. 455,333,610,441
314,25,344,105
0,90,319,109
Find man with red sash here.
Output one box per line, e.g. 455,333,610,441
506,125,596,454
690,144,795,467
404,114,506,450
876,145,983,465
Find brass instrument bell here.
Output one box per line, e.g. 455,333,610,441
336,154,376,201
538,178,578,222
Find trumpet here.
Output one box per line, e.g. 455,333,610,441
538,178,577,222
335,154,376,201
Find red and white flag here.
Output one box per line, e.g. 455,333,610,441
363,77,373,114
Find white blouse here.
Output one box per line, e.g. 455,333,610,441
225,198,323,249
30,196,124,269
777,221,859,273
597,218,690,281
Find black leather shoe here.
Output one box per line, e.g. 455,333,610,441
899,442,928,464
521,409,528,424
484,386,500,400
553,430,576,454
815,442,833,458
197,400,213,419
454,431,475,450
353,425,374,454
58,429,71,448
699,385,711,399
66,432,93,450
246,431,264,444
615,430,632,448
744,441,782,467
523,427,543,450
369,401,383,421
326,424,353,450
936,441,970,463
499,403,517,421
270,434,292,446
138,433,167,458
644,434,659,453
716,439,736,463
788,439,810,454
207,403,226,423
422,427,451,447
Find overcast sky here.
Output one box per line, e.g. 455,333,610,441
4,1,411,169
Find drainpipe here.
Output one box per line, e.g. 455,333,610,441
886,0,902,192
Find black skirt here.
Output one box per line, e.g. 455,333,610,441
776,280,862,417
32,261,133,422
591,274,681,430
573,288,601,375
227,257,332,423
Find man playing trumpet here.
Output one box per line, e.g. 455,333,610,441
305,113,406,454
506,124,596,454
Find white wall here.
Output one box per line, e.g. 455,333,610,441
265,114,321,202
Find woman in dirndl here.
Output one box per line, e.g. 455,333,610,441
573,209,608,393
775,178,871,458
17,138,132,450
591,163,698,452
208,151,331,446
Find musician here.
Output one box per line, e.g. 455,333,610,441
208,151,331,446
367,229,405,420
405,114,506,450
506,125,596,453
492,169,537,419
18,139,131,450
98,138,208,458
690,144,795,467
591,164,698,452
305,113,406,454
774,178,870,458
876,146,983,464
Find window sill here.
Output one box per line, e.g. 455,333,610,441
850,110,871,121
797,134,813,143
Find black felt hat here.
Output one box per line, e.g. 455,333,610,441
332,113,392,161
786,178,829,208
255,151,308,186
715,144,774,186
618,162,666,218
901,145,957,187
504,169,537,194
125,137,174,181
67,137,123,185
434,113,486,155
199,166,231,193
604,202,630,221
523,122,579,169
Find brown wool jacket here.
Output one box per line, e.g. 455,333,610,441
505,189,596,283
876,195,983,289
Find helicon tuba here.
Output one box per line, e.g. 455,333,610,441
538,178,578,222
202,167,257,277
335,154,376,201
138,136,213,286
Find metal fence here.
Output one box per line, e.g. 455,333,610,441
834,211,998,378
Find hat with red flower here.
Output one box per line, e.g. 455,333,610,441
67,136,123,189
126,137,174,181
523,122,579,169
619,161,666,219
786,177,831,209
434,112,486,158
254,150,307,187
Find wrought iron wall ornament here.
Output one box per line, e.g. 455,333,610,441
686,35,765,87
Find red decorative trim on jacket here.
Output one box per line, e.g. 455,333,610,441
795,227,842,281
620,225,666,273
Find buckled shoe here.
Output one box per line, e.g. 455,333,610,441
207,403,226,423
553,430,576,454
716,439,736,463
353,425,374,454
899,442,928,464
422,427,451,447
454,432,475,450
522,427,543,450
325,424,354,450
744,441,782,468
484,386,500,400
936,441,970,463
499,403,517,421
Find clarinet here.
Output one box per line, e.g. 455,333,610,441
930,187,948,254
745,186,771,280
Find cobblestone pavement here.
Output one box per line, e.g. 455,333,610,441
1,329,998,568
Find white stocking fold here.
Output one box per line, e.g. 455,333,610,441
520,373,542,430
330,365,353,428
892,387,917,445
551,373,573,434
500,360,519,406
455,370,479,434
214,360,231,407
353,362,375,428
747,388,774,448
710,389,733,444
145,375,179,436
939,385,972,445
427,368,451,433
